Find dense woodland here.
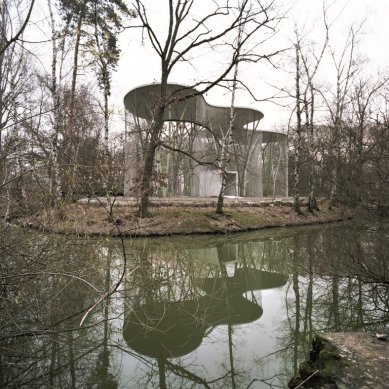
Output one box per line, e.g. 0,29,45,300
0,0,388,221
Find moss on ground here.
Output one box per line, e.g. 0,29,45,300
288,336,343,389
227,208,266,226
21,201,352,237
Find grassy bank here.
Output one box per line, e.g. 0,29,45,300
21,199,353,237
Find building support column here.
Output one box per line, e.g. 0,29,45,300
246,132,263,197
124,113,142,196
279,135,289,197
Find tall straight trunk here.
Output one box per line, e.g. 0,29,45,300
100,246,112,385
355,117,365,202
216,72,237,214
3,183,11,223
356,279,363,327
292,264,301,374
303,252,313,348
0,10,4,154
68,332,76,389
216,25,242,214
228,323,237,389
293,43,302,214
67,13,83,198
0,7,8,219
331,275,340,330
92,12,114,214
217,255,236,388
69,15,83,146
329,121,340,209
158,358,167,389
307,91,319,211
49,333,59,387
102,72,112,214
48,0,61,203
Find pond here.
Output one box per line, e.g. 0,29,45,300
1,218,388,388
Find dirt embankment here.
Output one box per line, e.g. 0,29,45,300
20,198,353,237
289,332,389,389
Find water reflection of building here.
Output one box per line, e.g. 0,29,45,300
123,246,288,361
124,83,288,198
123,225,389,388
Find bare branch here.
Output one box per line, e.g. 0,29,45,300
0,0,36,56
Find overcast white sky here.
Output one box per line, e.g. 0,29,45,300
111,0,389,131
27,0,389,132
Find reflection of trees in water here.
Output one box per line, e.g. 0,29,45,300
1,221,388,388
122,223,388,388
123,241,288,388
277,222,389,383
0,230,125,388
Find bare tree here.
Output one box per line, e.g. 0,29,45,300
46,0,67,204
215,11,245,215
291,6,329,214
292,30,303,214
0,0,35,57
344,77,388,203
373,86,389,210
324,24,362,209
0,0,34,222
132,0,281,217
299,10,329,212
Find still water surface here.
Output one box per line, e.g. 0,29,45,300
1,219,388,388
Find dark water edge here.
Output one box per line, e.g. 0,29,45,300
1,217,388,388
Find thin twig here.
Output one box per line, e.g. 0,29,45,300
79,265,138,327
294,369,319,389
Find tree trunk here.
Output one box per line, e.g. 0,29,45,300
329,122,339,210
102,69,112,215
216,28,241,214
138,105,166,217
292,262,301,374
307,91,319,212
293,42,302,214
48,0,61,204
67,13,83,199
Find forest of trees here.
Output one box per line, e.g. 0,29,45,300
0,0,388,223
0,0,132,220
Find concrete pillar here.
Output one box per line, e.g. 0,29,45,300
276,135,288,197
124,113,143,196
246,132,263,197
283,135,289,197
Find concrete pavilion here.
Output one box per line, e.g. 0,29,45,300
124,83,288,198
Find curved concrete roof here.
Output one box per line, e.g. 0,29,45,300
124,83,286,143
